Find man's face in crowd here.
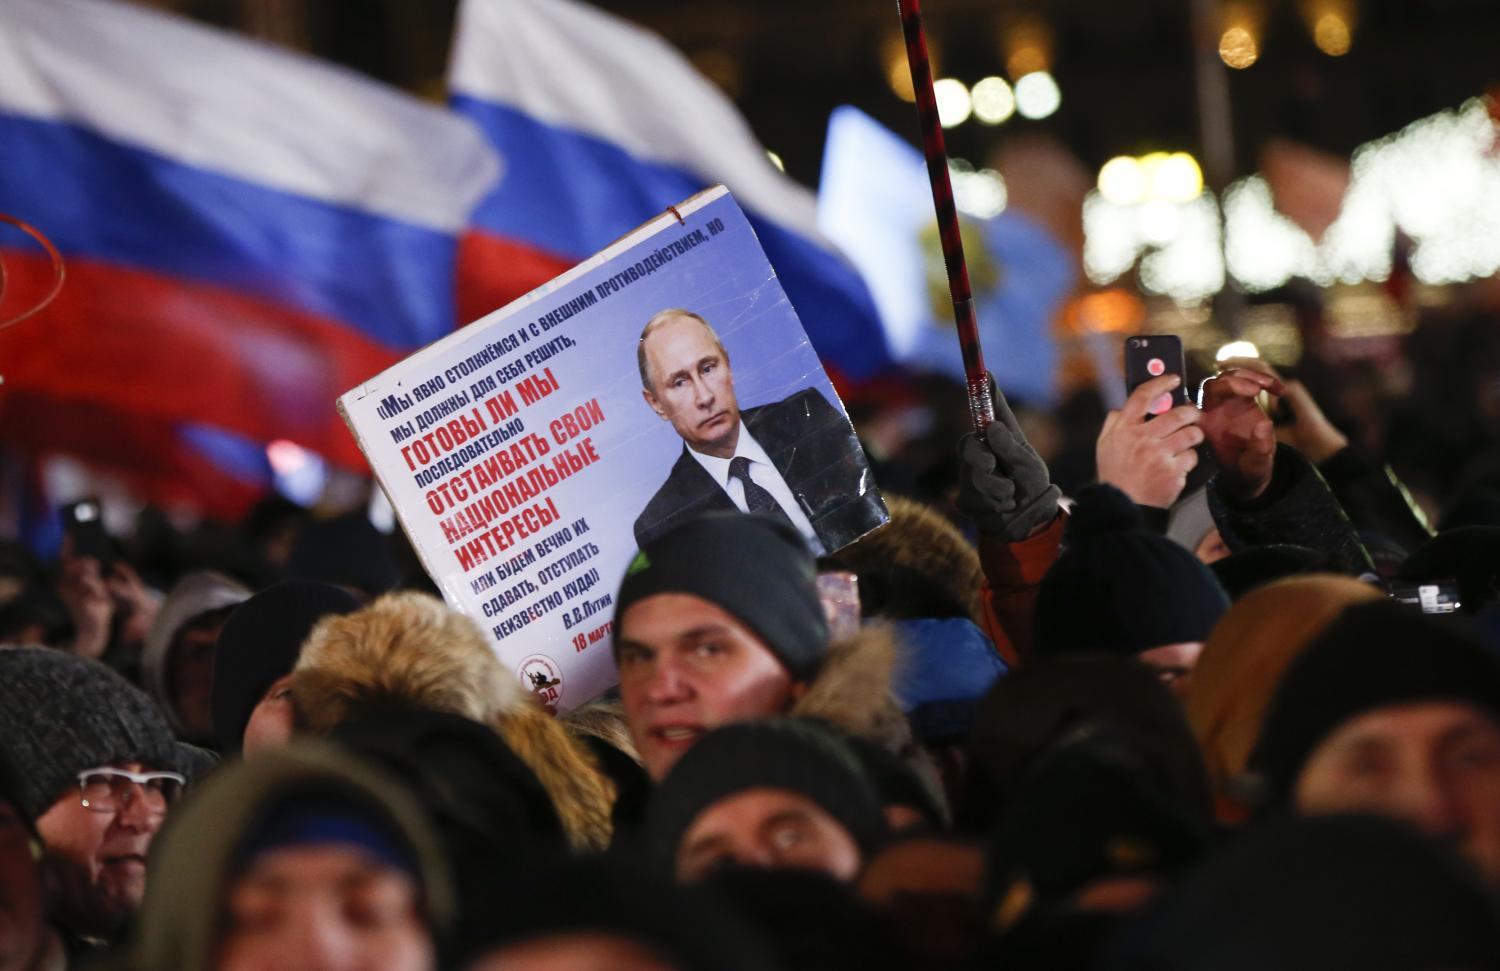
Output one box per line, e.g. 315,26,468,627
242,675,298,755
641,316,741,460
0,801,48,971
676,787,863,884
617,593,800,780
33,760,168,936
1295,701,1500,884
218,844,433,971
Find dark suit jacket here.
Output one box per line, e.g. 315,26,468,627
633,388,887,551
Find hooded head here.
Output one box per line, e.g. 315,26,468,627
142,571,250,743
1185,575,1384,809
129,742,451,971
292,592,616,853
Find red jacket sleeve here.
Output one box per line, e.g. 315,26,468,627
977,513,1064,667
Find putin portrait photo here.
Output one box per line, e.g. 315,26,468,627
632,308,886,553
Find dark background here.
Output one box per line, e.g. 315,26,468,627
158,0,1500,184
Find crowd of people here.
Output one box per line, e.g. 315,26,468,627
1,298,1499,971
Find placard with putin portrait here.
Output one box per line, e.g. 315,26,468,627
340,186,887,710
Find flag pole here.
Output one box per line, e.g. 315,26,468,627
896,0,994,432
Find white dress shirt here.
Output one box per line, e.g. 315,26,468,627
687,428,824,554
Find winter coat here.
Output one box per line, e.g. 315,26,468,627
292,592,617,851
1317,445,1433,556
1206,444,1376,577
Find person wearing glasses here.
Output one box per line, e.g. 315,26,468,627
0,647,204,952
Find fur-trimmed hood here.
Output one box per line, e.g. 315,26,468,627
293,591,615,851
793,622,907,752
823,495,986,627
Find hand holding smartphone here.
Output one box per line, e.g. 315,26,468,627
1124,335,1191,419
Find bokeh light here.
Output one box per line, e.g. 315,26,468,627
971,76,1016,125
934,77,972,128
1098,156,1146,206
883,35,916,102
1155,152,1204,202
1219,26,1258,68
1014,71,1061,119
1314,13,1352,55
948,160,1008,218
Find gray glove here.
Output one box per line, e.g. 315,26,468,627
956,385,1061,542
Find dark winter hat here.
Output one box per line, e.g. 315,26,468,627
1098,814,1500,971
329,708,565,875
962,655,1212,834
233,791,422,881
0,646,193,820
985,725,1210,917
1250,600,1500,799
1397,526,1500,615
455,860,779,971
212,580,361,754
1036,485,1229,657
616,512,828,681
646,719,888,870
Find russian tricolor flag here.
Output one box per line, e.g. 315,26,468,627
448,0,893,382
0,0,500,511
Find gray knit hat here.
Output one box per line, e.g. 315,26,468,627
0,646,195,820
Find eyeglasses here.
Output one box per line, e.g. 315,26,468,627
76,767,186,815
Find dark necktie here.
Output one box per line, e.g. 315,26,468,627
729,456,794,527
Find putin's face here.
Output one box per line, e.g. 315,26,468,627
641,316,741,460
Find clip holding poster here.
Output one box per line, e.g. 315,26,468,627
340,186,887,711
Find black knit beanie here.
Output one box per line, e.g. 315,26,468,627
1036,485,1229,656
615,513,829,681
0,647,192,820
646,719,888,871
1250,600,1500,799
211,580,361,754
